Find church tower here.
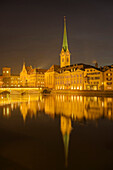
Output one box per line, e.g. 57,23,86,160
60,16,70,68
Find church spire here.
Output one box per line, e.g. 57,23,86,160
60,16,70,68
62,16,68,52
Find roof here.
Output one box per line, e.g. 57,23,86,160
36,68,47,74
62,16,68,52
46,65,60,73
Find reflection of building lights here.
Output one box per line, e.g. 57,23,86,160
94,97,97,101
108,109,111,117
71,96,73,101
3,108,5,115
11,104,14,110
63,95,64,101
80,96,82,102
7,107,9,115
77,96,79,101
80,86,82,90
107,98,112,102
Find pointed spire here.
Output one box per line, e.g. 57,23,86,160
62,16,68,52
23,62,25,70
63,133,69,167
60,116,72,167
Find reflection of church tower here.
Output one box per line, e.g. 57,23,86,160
60,16,70,68
60,116,72,167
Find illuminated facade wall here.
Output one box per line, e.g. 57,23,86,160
20,63,28,86
45,65,60,89
2,67,11,77
20,64,46,87
84,68,104,90
10,76,20,87
55,69,84,90
104,68,113,90
35,70,45,88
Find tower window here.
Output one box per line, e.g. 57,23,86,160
62,58,64,62
67,58,69,62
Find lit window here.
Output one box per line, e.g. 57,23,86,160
7,71,9,73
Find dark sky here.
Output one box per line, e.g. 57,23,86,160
0,0,113,74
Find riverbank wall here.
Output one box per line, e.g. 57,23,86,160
51,89,113,96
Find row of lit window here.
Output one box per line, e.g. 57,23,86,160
88,82,99,84
88,77,100,80
56,74,82,79
87,69,97,72
3,71,9,74
56,79,82,85
87,72,100,75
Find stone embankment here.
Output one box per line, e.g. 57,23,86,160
51,90,113,96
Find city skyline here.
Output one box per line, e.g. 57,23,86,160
1,0,113,74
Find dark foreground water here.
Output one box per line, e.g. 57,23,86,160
0,94,113,170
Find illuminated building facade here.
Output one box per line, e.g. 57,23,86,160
45,65,60,89
20,63,47,87
20,63,28,86
55,68,84,90
0,67,20,87
84,66,104,90
104,66,113,90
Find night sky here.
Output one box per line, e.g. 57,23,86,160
0,0,113,74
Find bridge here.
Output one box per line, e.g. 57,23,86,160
0,87,43,95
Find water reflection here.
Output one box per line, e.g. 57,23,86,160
0,94,113,167
61,116,72,167
1,94,113,121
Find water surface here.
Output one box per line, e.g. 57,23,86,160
0,94,113,170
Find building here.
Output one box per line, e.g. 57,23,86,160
84,66,104,90
104,65,113,90
55,67,84,90
2,67,11,77
60,16,70,68
20,63,47,87
45,65,60,89
10,75,21,87
20,63,28,86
